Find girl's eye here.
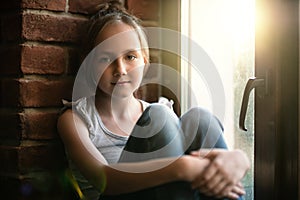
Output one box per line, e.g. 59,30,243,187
126,55,137,61
98,57,111,63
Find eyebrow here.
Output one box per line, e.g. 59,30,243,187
97,48,141,56
123,49,142,54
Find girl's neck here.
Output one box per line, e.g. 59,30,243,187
94,91,143,136
94,91,142,119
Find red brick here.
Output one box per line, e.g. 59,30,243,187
22,13,88,43
0,78,20,107
1,13,22,42
22,109,60,140
0,110,22,140
0,77,74,108
0,45,22,75
68,0,107,14
22,0,66,12
19,77,73,107
126,0,159,20
21,44,67,75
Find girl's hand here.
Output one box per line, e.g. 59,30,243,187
190,149,250,199
176,155,211,182
199,181,245,200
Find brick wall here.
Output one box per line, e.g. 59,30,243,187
0,0,162,199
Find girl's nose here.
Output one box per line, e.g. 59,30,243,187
113,59,127,77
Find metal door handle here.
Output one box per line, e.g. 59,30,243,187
239,77,265,131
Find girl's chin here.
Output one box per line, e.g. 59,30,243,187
110,91,134,99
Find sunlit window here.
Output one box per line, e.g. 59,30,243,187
181,0,255,199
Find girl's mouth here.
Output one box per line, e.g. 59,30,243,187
111,81,131,85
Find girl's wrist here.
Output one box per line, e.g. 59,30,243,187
170,156,190,181
172,155,209,182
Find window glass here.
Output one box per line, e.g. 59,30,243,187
181,1,255,199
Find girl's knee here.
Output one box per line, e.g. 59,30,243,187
120,103,184,162
182,107,214,124
181,107,227,151
137,103,178,127
182,107,223,133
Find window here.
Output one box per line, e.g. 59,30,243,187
181,1,255,199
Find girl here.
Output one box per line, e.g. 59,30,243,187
58,1,250,200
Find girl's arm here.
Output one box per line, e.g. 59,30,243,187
57,109,210,195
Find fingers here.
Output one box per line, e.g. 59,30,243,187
191,167,218,190
197,173,232,197
190,150,201,157
191,161,228,195
231,184,246,196
191,160,218,189
217,184,245,199
199,177,228,196
191,158,246,199
222,191,240,200
208,177,229,195
198,182,245,200
189,149,249,199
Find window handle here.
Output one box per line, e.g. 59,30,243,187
239,77,265,131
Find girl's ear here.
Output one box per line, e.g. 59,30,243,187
143,56,150,76
143,56,148,65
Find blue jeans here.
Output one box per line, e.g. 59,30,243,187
101,104,242,200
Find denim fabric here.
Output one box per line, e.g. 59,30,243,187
101,104,242,200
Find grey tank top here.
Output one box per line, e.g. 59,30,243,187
64,96,149,200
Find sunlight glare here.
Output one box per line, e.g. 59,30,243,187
221,0,255,49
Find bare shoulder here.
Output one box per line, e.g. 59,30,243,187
58,109,73,121
57,108,109,168
58,109,78,130
57,109,88,141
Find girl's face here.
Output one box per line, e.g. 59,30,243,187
93,21,146,99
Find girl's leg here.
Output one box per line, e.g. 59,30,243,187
101,104,198,200
180,107,227,153
118,103,185,162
